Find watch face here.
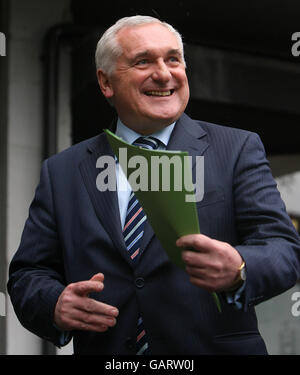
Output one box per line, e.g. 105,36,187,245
240,267,246,281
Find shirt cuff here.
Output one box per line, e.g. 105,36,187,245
53,323,72,347
224,281,246,310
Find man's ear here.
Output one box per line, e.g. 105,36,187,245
97,69,114,99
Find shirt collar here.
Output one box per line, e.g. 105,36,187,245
115,118,175,147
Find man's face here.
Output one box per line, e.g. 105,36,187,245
98,23,190,134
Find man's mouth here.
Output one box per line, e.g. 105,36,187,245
144,90,174,97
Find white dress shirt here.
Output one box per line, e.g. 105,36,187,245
115,118,175,227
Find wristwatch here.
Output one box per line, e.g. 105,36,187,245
226,261,246,292
236,261,246,283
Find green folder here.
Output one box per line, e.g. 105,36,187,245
104,129,221,312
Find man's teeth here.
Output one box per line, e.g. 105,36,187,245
146,90,172,96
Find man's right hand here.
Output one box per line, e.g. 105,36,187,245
54,273,119,332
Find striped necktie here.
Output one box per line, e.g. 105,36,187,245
122,136,160,355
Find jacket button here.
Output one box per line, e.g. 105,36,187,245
135,277,145,288
125,337,135,351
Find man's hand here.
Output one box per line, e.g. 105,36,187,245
54,273,119,332
176,234,244,292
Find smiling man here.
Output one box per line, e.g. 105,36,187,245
97,21,189,134
8,15,300,355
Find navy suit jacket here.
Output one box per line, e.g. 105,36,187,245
8,113,300,354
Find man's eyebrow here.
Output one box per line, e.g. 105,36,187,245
167,49,183,57
130,50,152,62
131,48,183,61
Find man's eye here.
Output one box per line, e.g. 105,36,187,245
136,59,149,65
169,56,179,63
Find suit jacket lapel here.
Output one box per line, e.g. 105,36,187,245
168,112,209,157
79,132,131,266
138,113,209,266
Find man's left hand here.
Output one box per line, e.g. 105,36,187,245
176,234,244,292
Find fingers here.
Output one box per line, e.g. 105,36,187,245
182,250,208,268
177,234,244,292
65,299,118,332
177,234,220,270
55,289,119,333
72,279,104,297
90,273,104,282
176,234,218,253
75,295,119,318
72,273,105,297
66,318,109,333
183,254,222,290
54,275,119,333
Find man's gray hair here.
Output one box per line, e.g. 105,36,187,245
95,15,186,76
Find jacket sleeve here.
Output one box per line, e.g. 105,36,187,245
233,132,300,311
7,159,72,347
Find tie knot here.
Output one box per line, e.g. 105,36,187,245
133,136,160,150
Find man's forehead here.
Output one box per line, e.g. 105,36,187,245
131,48,182,61
117,23,180,55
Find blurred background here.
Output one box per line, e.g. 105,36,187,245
0,0,299,355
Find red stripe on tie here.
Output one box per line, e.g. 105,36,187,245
123,207,143,232
131,248,140,259
137,329,145,342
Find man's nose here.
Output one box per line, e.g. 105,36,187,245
151,59,172,82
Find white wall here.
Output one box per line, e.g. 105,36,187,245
6,0,71,355
276,172,300,216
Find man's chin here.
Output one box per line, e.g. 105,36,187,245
138,115,181,134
